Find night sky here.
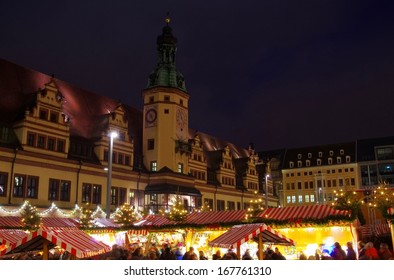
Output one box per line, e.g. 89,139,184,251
1,0,394,152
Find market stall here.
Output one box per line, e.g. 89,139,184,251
0,229,29,253
209,223,295,259
0,227,111,259
257,205,355,259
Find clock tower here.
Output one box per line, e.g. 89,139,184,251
142,17,190,173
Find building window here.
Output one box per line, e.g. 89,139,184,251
164,109,169,114
346,156,351,163
13,175,25,197
48,137,56,151
318,152,323,157
204,198,213,210
297,182,302,190
92,185,102,204
13,175,38,198
308,153,312,158
82,183,92,203
149,96,154,103
178,163,183,173
227,201,235,210
151,161,157,172
118,153,123,164
289,162,294,168
298,195,303,203
164,95,170,101
48,179,60,201
339,179,344,187
39,109,48,120
37,135,46,149
60,181,71,201
328,158,332,165
306,160,310,167
50,112,58,123
180,99,184,106
340,149,344,155
125,156,130,166
27,133,36,146
291,196,296,203
298,154,302,159
297,161,302,168
376,147,394,160
310,194,315,203
327,180,331,188
337,157,342,164
351,178,355,186
148,139,155,150
57,140,65,152
0,126,9,141
305,195,310,203
329,150,334,156
217,200,225,211
286,196,291,204
0,172,8,197
317,159,321,166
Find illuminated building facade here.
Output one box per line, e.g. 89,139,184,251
0,20,278,214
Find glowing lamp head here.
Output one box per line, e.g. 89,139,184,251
110,131,118,138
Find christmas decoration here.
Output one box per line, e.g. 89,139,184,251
245,191,264,222
161,194,188,222
113,203,139,227
333,188,366,224
78,204,95,229
20,201,41,230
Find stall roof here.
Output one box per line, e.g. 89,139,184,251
208,223,295,249
0,227,111,259
42,217,79,227
134,215,174,227
0,229,28,249
94,218,121,228
185,210,247,225
0,216,23,228
258,205,350,221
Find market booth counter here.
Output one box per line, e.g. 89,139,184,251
208,223,295,259
256,205,356,259
0,227,111,259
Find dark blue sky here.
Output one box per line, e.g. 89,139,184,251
1,0,393,151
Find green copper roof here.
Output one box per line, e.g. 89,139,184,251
146,21,187,93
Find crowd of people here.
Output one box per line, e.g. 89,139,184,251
298,241,393,260
1,240,393,260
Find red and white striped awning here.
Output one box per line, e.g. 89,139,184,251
359,224,391,237
134,215,174,227
0,227,111,258
41,217,79,227
94,218,121,228
128,229,149,236
0,229,28,250
208,223,295,249
0,216,23,228
185,210,247,225
258,205,349,222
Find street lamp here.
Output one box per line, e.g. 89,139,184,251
265,174,270,209
106,131,118,219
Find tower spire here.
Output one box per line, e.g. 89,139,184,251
146,16,187,92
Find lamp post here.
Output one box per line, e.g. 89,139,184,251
106,131,118,219
265,174,270,209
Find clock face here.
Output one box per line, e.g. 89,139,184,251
145,108,157,124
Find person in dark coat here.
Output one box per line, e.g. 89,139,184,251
346,242,357,260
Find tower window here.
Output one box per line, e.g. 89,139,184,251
180,99,183,106
164,95,170,101
147,139,155,150
164,109,169,114
39,109,48,120
149,96,154,103
177,163,183,173
150,161,157,172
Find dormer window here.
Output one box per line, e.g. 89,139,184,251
289,161,294,168
297,161,302,168
346,156,351,163
298,154,302,159
39,109,48,120
337,157,342,164
308,153,312,158
340,149,344,155
329,150,334,156
306,160,310,167
317,159,321,166
318,152,323,157
328,158,333,165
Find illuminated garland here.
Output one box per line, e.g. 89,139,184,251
78,204,95,229
245,191,265,222
160,195,188,223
